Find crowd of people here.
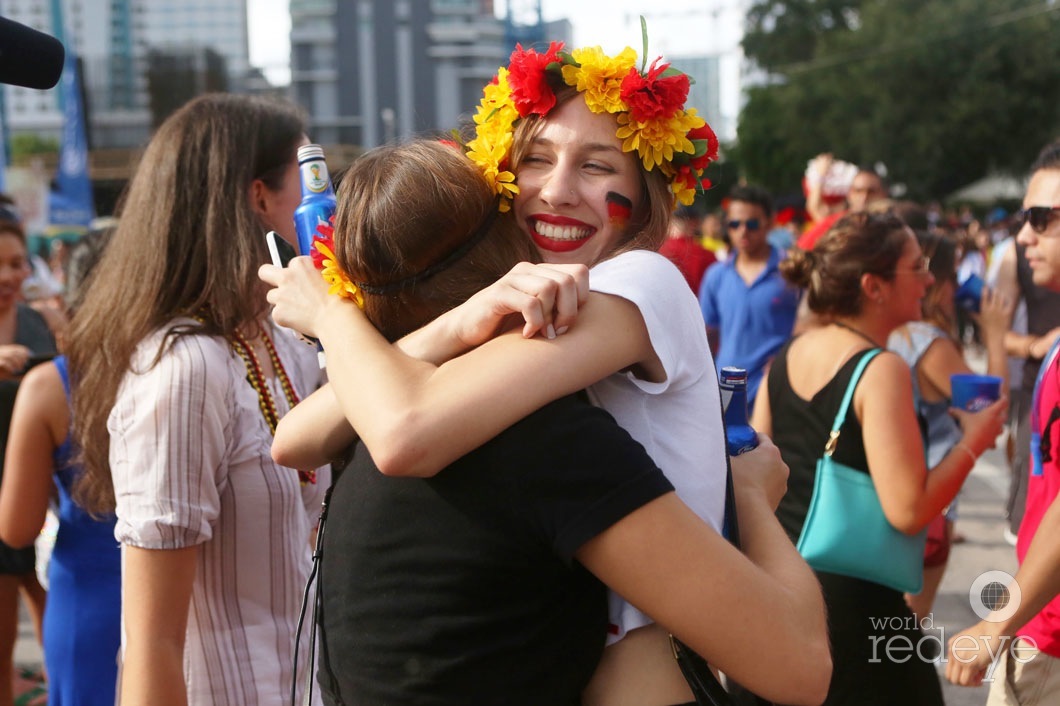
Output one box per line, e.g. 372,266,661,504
0,33,1056,706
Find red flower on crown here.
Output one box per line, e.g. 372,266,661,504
311,218,335,269
507,41,564,117
688,123,719,171
619,58,690,122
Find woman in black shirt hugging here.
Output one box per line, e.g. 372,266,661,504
261,139,831,706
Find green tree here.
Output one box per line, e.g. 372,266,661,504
737,0,1060,200
9,134,60,161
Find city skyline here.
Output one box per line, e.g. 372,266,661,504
248,0,745,137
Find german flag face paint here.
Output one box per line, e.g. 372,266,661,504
606,192,633,230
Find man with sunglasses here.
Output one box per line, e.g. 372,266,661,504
947,139,1060,704
697,184,800,408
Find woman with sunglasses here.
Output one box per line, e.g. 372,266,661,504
751,211,1007,705
888,231,1012,620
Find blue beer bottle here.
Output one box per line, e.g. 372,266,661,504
293,144,336,257
720,367,759,456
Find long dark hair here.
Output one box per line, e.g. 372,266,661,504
67,93,306,514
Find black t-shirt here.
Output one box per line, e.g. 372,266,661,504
317,394,674,706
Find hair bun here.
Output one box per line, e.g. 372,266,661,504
779,247,815,289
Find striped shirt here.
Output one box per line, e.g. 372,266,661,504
110,319,327,705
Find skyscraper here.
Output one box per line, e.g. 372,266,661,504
291,0,569,147
2,0,252,148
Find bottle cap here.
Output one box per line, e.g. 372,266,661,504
297,144,325,162
720,366,748,383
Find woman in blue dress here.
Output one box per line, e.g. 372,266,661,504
0,229,119,706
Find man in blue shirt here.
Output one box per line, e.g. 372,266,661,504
698,185,800,408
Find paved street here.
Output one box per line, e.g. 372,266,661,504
931,440,1020,706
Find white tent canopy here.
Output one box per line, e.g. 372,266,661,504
948,174,1027,204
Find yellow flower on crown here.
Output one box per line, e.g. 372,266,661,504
560,46,637,114
465,68,521,211
462,33,721,213
309,220,365,309
617,108,706,172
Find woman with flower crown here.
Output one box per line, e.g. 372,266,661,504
262,39,829,704
264,136,828,706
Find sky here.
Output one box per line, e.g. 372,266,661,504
246,0,746,124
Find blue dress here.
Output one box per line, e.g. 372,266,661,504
44,356,121,706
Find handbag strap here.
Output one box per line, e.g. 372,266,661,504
824,348,882,456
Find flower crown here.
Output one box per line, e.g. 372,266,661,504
311,218,365,309
465,29,719,212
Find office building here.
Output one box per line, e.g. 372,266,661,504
1,0,252,147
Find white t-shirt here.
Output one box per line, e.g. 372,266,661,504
588,249,728,643
111,320,327,705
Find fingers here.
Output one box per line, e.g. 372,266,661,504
498,263,589,339
945,653,986,687
258,263,282,286
0,346,30,376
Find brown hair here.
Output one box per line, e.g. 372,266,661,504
67,93,306,515
916,231,959,338
332,139,534,342
780,211,911,317
507,87,673,260
0,219,26,246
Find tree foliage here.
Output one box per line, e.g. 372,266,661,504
735,0,1060,200
10,134,60,160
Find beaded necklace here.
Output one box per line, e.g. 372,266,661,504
230,327,315,485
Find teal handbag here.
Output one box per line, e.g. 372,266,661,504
795,349,926,594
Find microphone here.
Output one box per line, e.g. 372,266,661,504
0,16,65,89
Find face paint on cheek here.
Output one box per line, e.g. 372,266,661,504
606,192,633,230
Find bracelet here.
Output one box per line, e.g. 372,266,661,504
955,442,978,466
1028,337,1040,360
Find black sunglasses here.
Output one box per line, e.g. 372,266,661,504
1017,206,1060,234
727,218,761,231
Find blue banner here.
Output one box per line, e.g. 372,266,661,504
49,51,93,227
0,89,7,195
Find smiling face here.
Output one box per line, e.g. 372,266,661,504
1017,168,1060,292
0,229,29,312
512,98,643,266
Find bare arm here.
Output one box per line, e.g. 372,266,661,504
946,493,1060,686
0,363,66,547
265,258,655,478
858,353,1006,534
120,545,198,706
271,383,357,471
995,242,1042,360
804,153,833,223
977,286,1016,395
750,367,773,436
577,438,830,706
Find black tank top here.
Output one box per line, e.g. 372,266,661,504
769,341,876,543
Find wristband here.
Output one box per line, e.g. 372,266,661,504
955,442,978,466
